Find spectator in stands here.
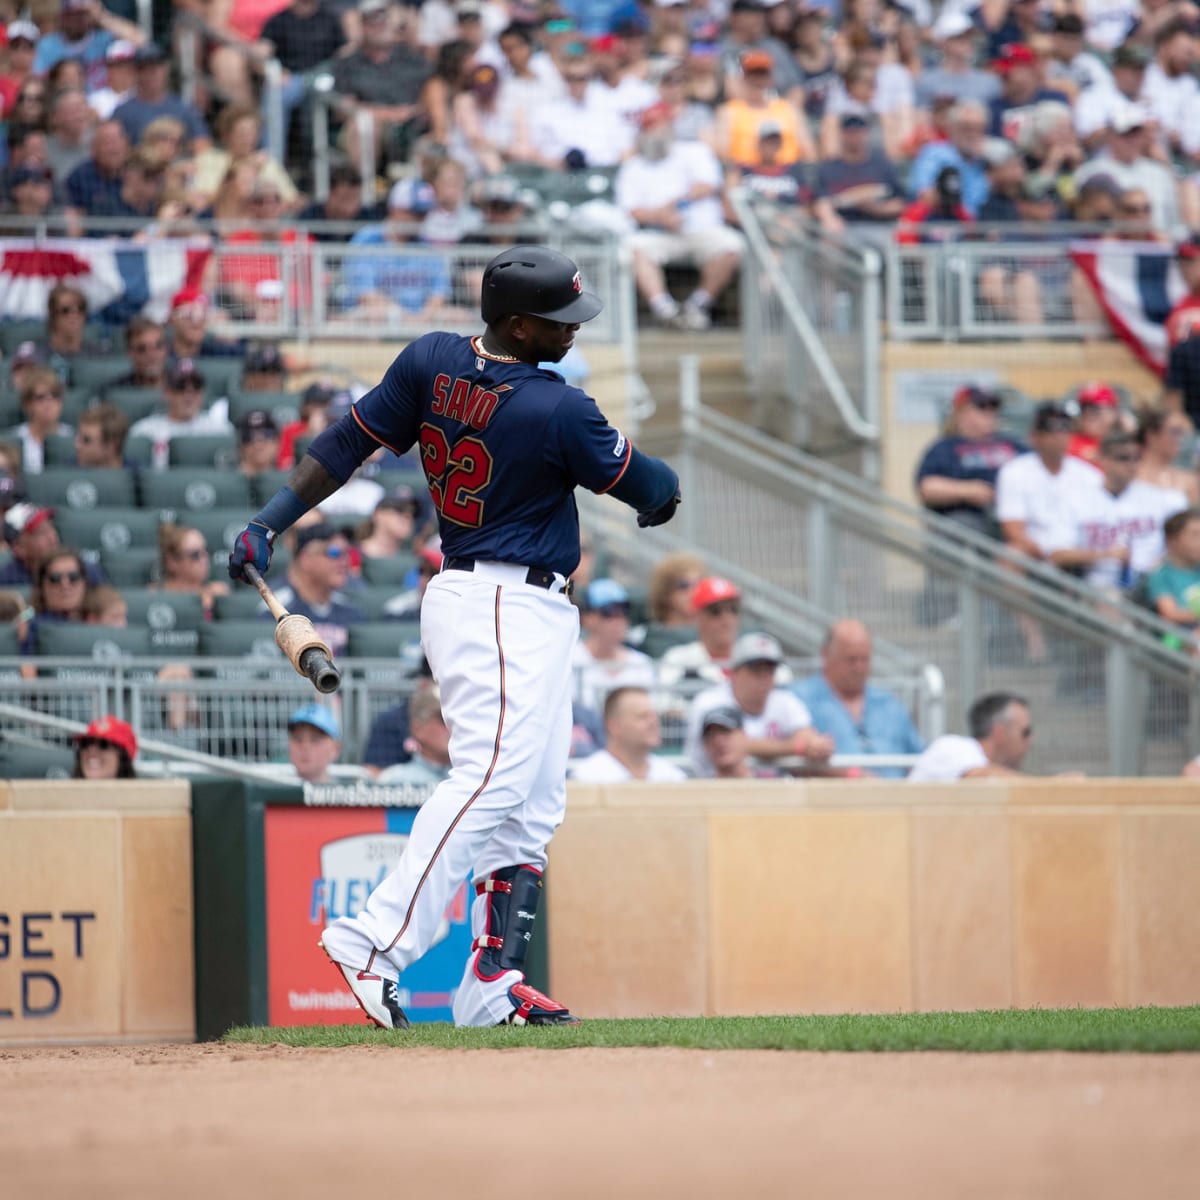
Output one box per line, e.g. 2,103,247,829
332,0,431,173
113,43,210,152
907,691,1038,781
531,51,633,169
269,522,366,658
375,684,452,786
39,284,106,384
1073,103,1181,235
718,0,800,99
8,367,71,474
729,122,812,210
1164,237,1200,422
684,633,832,777
287,703,342,785
696,703,774,779
792,619,924,778
129,358,234,469
1136,407,1199,503
1046,14,1111,98
713,49,813,169
167,287,241,359
89,39,137,120
650,55,713,144
298,166,380,238
1067,382,1120,464
380,544,441,620
24,548,92,652
236,410,281,478
71,716,138,780
240,343,287,393
915,385,1026,538
96,147,165,220
1145,507,1200,630
64,119,129,220
74,403,129,468
0,22,40,118
1049,429,1187,595
358,485,421,561
896,165,973,242
107,317,167,389
570,686,688,783
137,115,186,167
618,101,743,331
277,381,345,468
192,105,300,215
0,125,49,203
420,156,480,245
1074,42,1148,150
572,579,655,711
35,0,143,87
812,113,905,237
1141,19,1198,156
908,100,990,217
341,178,451,322
917,12,999,108
0,164,59,231
658,575,741,687
996,401,1103,563
45,89,95,185
987,43,1069,140
639,551,704,646
7,342,44,394
450,62,529,176
154,523,228,620
420,39,476,149
9,79,48,132
0,504,102,588
82,584,127,626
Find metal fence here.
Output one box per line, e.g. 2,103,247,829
627,402,1200,777
729,190,883,478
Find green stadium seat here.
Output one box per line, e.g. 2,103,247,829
347,620,421,659
360,552,417,586
194,357,246,396
25,467,137,510
639,623,699,659
42,433,77,466
56,507,160,557
228,391,300,427
103,386,163,423
182,507,258,555
355,585,408,619
124,435,155,467
0,319,46,354
100,546,157,587
0,625,19,656
36,622,153,658
140,469,252,514
251,469,290,506
212,588,270,620
168,434,239,469
0,737,75,779
69,356,131,391
121,589,203,653
0,393,21,427
199,619,287,663
61,389,93,424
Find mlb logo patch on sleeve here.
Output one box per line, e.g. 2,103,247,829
613,431,627,458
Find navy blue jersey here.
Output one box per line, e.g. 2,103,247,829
348,333,633,577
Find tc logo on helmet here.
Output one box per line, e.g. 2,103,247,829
571,272,581,294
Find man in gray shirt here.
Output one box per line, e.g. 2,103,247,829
916,11,1000,110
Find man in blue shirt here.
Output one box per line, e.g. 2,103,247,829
35,0,143,91
908,99,991,216
792,619,924,778
113,42,210,151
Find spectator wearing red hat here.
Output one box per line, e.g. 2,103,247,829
72,716,138,779
617,100,744,330
166,286,242,360
1068,382,1121,465
588,29,656,134
0,502,95,588
657,575,743,688
987,43,1069,140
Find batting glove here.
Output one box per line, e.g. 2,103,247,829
637,490,681,529
228,520,275,583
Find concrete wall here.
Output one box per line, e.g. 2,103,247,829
0,781,194,1043
549,779,1200,1017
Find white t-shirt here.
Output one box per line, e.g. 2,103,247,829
571,642,655,711
616,140,726,234
531,90,635,167
906,734,989,782
684,681,812,778
317,477,384,518
1084,0,1138,52
1140,62,1199,145
129,407,234,469
569,749,688,783
1063,477,1188,590
658,640,795,691
995,452,1104,556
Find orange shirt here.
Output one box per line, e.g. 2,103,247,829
722,98,807,167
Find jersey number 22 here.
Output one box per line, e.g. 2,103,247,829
419,423,494,528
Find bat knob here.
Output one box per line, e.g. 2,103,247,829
300,648,342,694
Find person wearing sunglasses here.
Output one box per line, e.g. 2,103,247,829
8,366,72,475
571,578,654,712
39,284,107,384
1135,407,1199,504
71,716,139,781
263,522,365,659
23,548,92,654
154,523,228,620
128,357,234,469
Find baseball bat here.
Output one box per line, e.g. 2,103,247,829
244,563,342,694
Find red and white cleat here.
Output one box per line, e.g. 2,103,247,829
501,981,581,1026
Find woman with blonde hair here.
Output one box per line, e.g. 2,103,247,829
647,552,706,625
9,366,71,474
154,523,228,619
191,103,299,212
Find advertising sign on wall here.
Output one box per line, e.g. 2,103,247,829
263,807,470,1025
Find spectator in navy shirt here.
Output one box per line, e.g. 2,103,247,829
987,43,1070,139
113,43,210,151
813,114,904,237
64,119,128,220
915,385,1026,537
732,123,812,208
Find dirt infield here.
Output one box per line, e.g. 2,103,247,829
3,1043,1198,1199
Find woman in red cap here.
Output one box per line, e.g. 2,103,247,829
72,716,138,779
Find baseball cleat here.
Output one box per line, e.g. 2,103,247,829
500,981,581,1026
319,942,410,1030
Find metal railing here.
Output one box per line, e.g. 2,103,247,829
622,400,1200,777
730,189,883,477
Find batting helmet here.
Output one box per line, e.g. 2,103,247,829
480,245,604,326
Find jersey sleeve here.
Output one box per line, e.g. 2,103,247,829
351,336,431,457
548,387,635,494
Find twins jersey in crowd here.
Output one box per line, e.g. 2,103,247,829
322,331,633,575
995,451,1103,556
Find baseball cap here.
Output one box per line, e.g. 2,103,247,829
1032,401,1074,432
376,482,421,516
740,49,774,72
731,631,783,669
359,0,388,14
638,101,674,130
991,42,1036,72
171,285,208,313
11,341,43,368
1109,100,1149,134
243,342,284,374
1077,382,1118,408
133,42,168,65
758,119,785,139
167,357,205,388
7,20,39,43
387,177,435,215
470,63,499,93
1053,13,1084,34
294,522,340,555
933,10,973,39
457,0,484,18
1178,233,1200,260
4,501,54,542
590,33,620,54
238,409,279,441
106,38,137,63
953,385,1001,409
691,576,740,612
477,175,524,208
584,578,629,611
301,381,337,409
74,716,138,761
839,113,868,131
701,704,743,734
1112,42,1150,70
288,704,340,740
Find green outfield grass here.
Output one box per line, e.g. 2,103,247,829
224,1006,1200,1053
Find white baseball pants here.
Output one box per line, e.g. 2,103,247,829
321,561,578,1025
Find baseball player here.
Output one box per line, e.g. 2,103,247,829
229,245,681,1028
